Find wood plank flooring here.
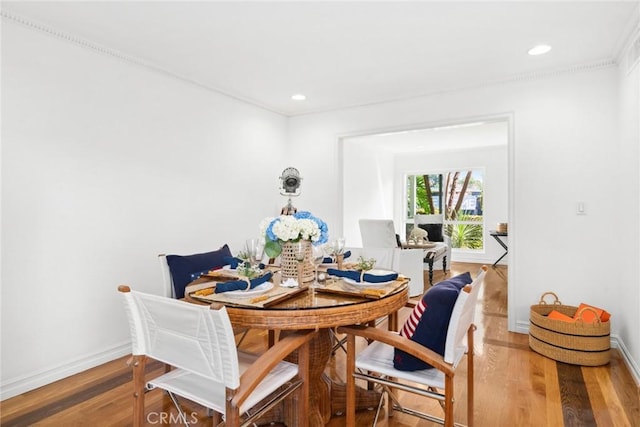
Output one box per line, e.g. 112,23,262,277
1,263,638,426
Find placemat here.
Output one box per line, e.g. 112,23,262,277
315,277,407,299
189,284,308,308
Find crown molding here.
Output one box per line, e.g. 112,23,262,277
290,59,618,117
0,10,287,117
613,1,640,64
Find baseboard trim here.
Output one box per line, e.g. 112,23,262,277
515,320,640,387
452,254,507,266
514,319,530,335
0,342,131,401
611,334,640,387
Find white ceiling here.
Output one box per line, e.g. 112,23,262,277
2,1,638,116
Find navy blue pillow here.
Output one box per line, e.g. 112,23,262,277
166,245,232,299
394,272,472,371
435,271,472,289
417,223,444,242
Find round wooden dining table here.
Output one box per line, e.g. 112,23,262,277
186,273,409,427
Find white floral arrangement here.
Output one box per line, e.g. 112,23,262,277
236,262,263,279
355,256,376,271
260,211,329,258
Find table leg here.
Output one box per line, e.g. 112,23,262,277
490,234,508,267
492,250,508,267
283,328,382,426
281,329,331,426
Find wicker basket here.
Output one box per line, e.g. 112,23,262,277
529,292,610,366
281,240,314,283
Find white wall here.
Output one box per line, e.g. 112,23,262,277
288,66,640,380
1,22,288,398
342,141,395,245
616,36,640,378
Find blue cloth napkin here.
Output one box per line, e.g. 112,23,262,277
326,268,398,283
322,250,352,264
223,256,244,268
215,272,273,293
223,256,265,270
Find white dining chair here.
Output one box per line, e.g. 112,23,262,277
158,253,251,347
338,266,488,427
118,285,314,427
158,253,175,298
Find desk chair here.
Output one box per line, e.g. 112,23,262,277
414,214,452,272
338,266,488,427
118,286,314,427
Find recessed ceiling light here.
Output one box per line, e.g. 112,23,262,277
291,94,306,101
528,45,552,56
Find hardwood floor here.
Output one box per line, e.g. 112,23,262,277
1,263,638,426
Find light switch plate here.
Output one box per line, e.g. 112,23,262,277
576,202,586,215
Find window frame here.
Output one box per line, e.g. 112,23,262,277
404,169,485,251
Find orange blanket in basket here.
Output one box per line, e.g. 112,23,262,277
547,303,610,324
574,303,610,323
547,310,575,323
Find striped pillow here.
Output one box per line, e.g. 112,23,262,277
393,272,472,371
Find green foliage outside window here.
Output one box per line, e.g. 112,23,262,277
415,176,432,214
446,212,484,249
408,170,484,250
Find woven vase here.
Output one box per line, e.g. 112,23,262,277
281,240,314,283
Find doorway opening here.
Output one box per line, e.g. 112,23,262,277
339,115,514,329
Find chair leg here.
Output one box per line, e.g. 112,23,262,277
385,385,404,418
388,311,398,332
166,392,191,426
345,334,356,427
372,388,386,426
329,328,347,355
225,388,241,426
268,329,280,347
211,410,222,426
467,325,476,427
130,355,147,427
444,375,454,427
235,328,249,348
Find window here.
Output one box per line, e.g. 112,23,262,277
406,170,484,250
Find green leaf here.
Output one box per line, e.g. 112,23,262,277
264,240,282,258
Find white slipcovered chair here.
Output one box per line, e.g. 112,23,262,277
358,219,425,297
118,285,315,427
338,266,488,427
